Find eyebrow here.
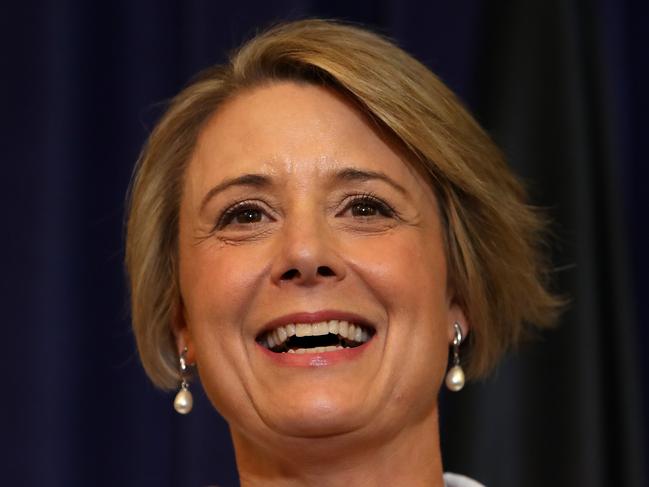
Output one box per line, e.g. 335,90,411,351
199,173,271,212
199,167,407,213
334,168,408,195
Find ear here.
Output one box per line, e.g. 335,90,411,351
447,303,470,344
171,298,196,364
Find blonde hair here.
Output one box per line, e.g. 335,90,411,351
126,19,561,389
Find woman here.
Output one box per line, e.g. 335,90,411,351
126,19,560,486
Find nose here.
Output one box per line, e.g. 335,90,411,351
270,216,346,287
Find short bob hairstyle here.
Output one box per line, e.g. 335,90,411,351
126,19,561,390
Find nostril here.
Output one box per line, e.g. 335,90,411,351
278,266,336,282
317,266,335,277
281,268,300,281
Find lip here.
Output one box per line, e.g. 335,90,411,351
255,309,376,367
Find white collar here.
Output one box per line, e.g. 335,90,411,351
444,472,486,487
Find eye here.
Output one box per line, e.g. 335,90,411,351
340,194,395,219
216,201,271,229
234,208,263,224
350,201,379,217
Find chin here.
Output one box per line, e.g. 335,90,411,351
199,369,372,442
262,392,371,439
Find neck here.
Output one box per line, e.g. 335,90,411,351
232,407,445,487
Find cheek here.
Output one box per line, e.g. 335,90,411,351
343,229,447,312
178,244,265,419
178,242,267,393
179,241,266,325
343,230,451,384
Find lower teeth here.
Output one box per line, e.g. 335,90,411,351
287,345,345,354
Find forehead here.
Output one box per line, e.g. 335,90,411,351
189,81,427,191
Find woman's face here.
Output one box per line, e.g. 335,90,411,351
177,81,466,446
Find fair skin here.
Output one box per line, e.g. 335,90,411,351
176,81,468,486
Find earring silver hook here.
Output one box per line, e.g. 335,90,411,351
179,346,189,374
452,322,463,347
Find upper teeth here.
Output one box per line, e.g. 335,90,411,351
263,320,371,349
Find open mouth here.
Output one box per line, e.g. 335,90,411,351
257,320,375,354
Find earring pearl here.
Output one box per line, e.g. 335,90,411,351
174,381,193,414
173,347,193,414
445,365,465,392
445,322,466,392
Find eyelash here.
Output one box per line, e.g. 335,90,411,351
214,193,397,230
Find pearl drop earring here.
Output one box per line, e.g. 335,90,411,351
445,322,465,392
173,347,193,414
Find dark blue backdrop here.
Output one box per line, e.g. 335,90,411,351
2,1,647,486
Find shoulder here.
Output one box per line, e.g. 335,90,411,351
444,472,486,487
